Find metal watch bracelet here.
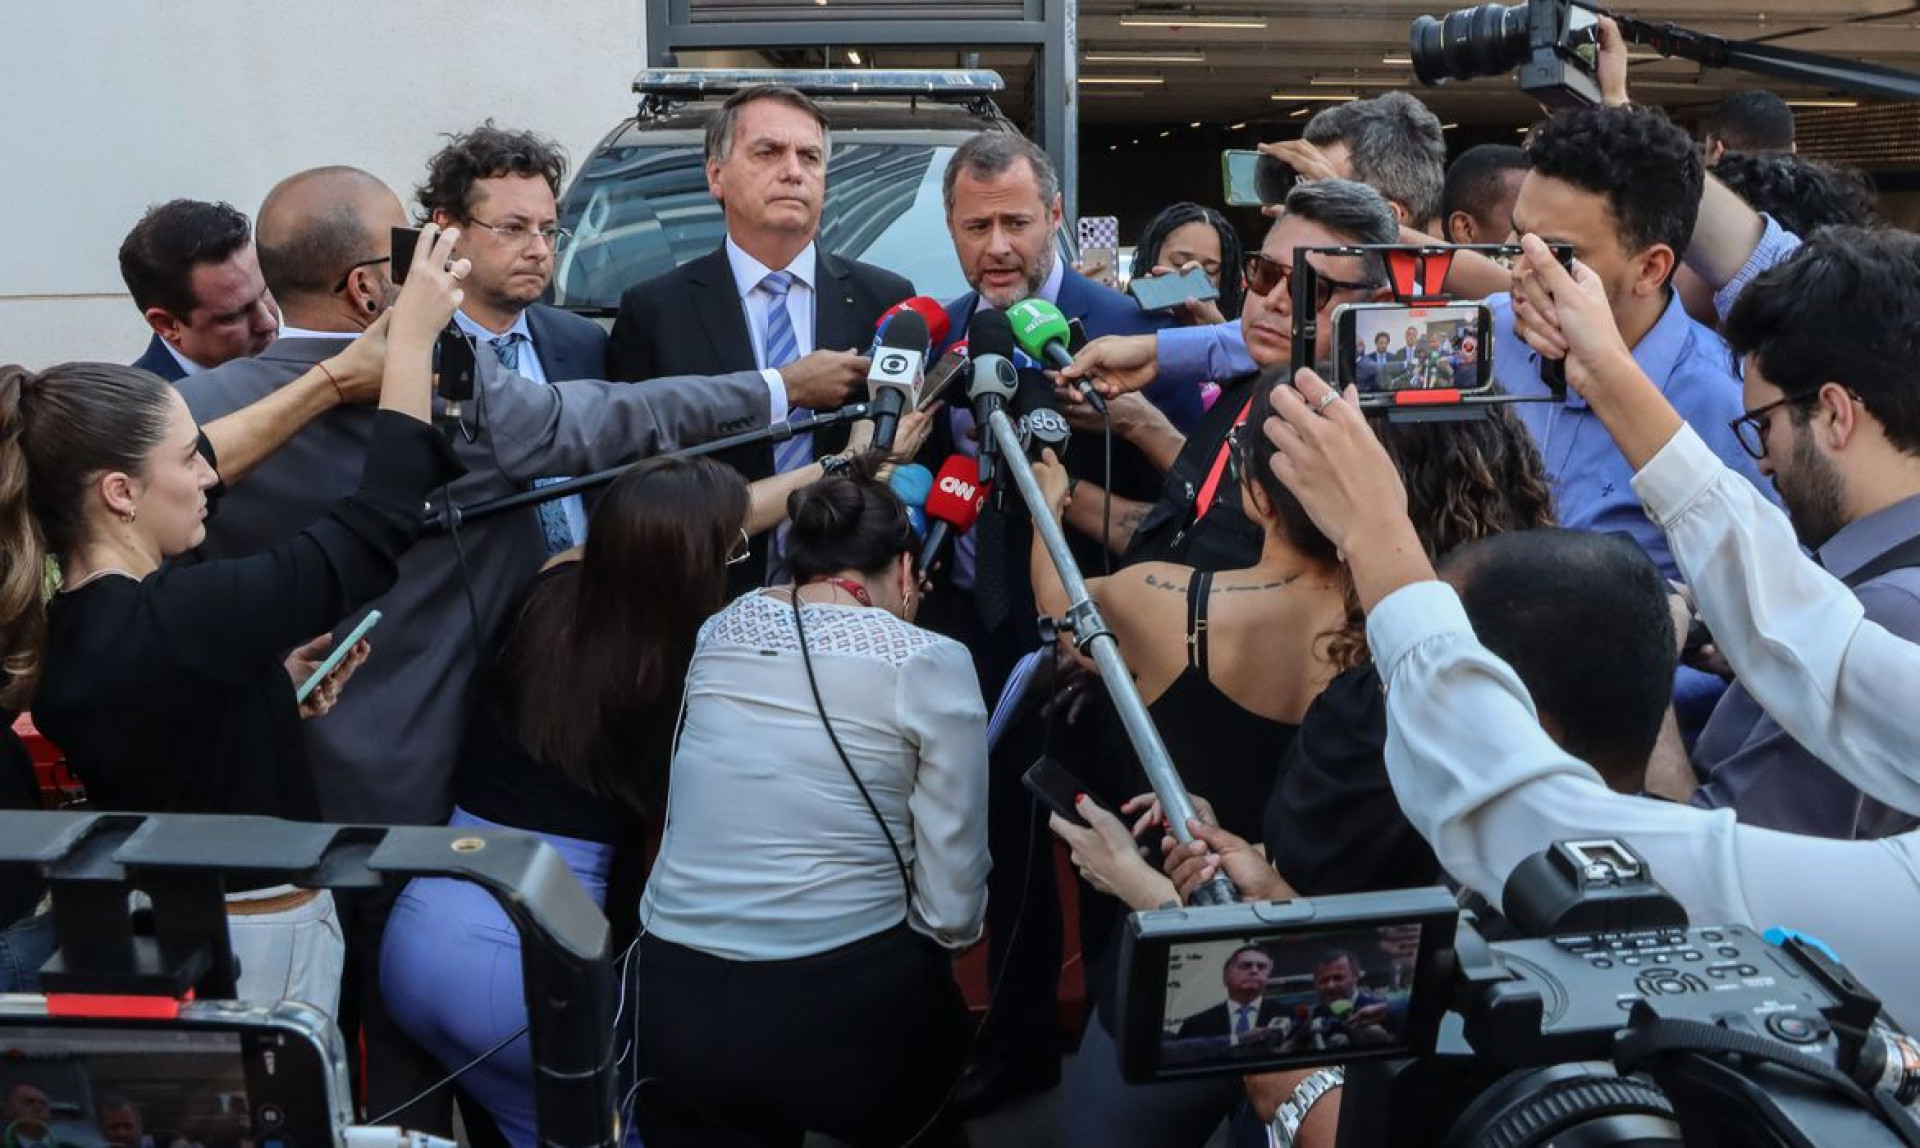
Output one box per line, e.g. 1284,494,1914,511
1267,1065,1344,1148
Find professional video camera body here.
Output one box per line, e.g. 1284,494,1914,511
1117,839,1920,1147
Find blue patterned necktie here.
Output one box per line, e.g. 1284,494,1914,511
492,333,575,555
761,271,812,476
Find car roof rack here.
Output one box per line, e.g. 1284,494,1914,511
634,67,1006,119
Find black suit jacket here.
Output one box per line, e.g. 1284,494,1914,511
605,244,913,587
133,333,187,382
524,302,609,386
1177,998,1291,1039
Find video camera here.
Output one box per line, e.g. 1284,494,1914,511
1289,243,1570,421
1118,839,1920,1146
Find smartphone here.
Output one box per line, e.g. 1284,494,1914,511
1332,301,1495,396
1076,215,1121,289
296,610,382,704
1023,755,1122,828
0,996,351,1147
1221,150,1296,207
1129,266,1219,312
918,348,971,411
390,225,423,285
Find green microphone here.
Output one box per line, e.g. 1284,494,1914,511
1007,297,1107,414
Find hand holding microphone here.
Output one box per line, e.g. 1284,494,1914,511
918,455,990,579
964,310,1020,488
864,310,930,453
1009,298,1107,414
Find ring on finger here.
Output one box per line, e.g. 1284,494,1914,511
1314,390,1342,413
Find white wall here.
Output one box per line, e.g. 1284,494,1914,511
0,0,645,368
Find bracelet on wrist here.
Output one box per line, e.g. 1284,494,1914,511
818,452,854,478
1268,1066,1343,1148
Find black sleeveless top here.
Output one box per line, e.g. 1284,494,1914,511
1144,570,1301,843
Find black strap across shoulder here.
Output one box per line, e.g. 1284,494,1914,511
1842,535,1920,590
1185,570,1213,674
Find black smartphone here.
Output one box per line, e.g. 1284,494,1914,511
1221,149,1296,208
390,225,423,285
1130,266,1219,312
1023,755,1121,828
1333,301,1495,396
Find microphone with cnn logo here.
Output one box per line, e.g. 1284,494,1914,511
917,455,989,579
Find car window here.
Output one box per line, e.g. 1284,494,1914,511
554,141,971,310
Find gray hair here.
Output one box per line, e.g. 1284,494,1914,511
942,131,1061,214
1304,91,1447,226
1280,179,1400,284
704,85,832,165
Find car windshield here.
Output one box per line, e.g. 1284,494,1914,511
553,140,971,310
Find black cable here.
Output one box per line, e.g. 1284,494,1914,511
790,589,914,904
365,1023,528,1127
1100,406,1115,576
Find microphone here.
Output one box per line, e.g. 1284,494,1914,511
1008,298,1107,414
888,463,933,538
865,310,929,453
965,310,1019,488
879,296,952,351
1017,407,1071,462
919,455,989,578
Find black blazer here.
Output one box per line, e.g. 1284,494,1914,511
524,302,610,386
133,333,187,383
1177,997,1292,1039
606,245,912,589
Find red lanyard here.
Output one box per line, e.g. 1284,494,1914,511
1192,396,1256,523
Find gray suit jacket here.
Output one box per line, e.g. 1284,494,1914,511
179,336,770,824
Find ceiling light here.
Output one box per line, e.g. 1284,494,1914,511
1080,75,1167,85
1441,122,1458,129
1382,55,1412,66
1786,98,1859,108
1084,51,1207,64
1228,121,1247,130
846,49,863,65
1271,92,1359,102
1290,107,1312,117
1309,75,1407,88
1189,121,1202,128
1119,16,1269,29
1159,130,1173,137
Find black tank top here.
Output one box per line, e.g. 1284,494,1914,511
1145,570,1300,843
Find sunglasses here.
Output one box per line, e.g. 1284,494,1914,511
1242,252,1378,311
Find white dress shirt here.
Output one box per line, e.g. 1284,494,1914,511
641,594,991,960
453,309,588,546
727,236,815,431
1369,575,1920,1029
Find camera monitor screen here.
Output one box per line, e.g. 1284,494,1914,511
1337,302,1493,395
1117,890,1458,1082
0,1004,345,1148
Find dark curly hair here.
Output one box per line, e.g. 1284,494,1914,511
117,200,252,318
1524,105,1702,270
1240,370,1557,671
415,121,568,223
1724,227,1920,458
1131,202,1246,320
1713,152,1878,239
785,452,917,582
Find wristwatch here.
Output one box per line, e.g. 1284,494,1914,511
1268,1066,1344,1148
818,451,855,478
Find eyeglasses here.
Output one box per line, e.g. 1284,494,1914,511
331,256,392,294
1728,393,1819,460
467,216,572,250
726,528,752,567
1242,253,1377,311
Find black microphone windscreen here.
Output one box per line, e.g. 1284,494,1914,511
881,310,931,353
969,309,1016,361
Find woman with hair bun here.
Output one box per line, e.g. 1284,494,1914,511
635,455,989,1148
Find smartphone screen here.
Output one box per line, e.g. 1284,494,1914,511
1221,150,1296,207
1130,266,1220,312
1023,756,1121,827
390,226,423,285
1335,302,1493,394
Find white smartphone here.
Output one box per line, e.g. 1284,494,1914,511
296,610,382,704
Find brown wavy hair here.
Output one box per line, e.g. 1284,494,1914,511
495,455,749,816
1240,368,1556,671
0,363,177,708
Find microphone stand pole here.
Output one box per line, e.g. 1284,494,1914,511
425,402,873,534
984,408,1237,906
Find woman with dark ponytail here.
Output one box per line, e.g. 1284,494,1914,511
0,225,470,1014
635,455,989,1148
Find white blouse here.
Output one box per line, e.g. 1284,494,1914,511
640,593,991,960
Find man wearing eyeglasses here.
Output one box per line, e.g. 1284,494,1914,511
419,122,608,555
1653,230,1920,841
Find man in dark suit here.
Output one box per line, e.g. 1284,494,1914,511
1176,945,1290,1043
607,85,900,591
418,123,613,557
118,199,279,381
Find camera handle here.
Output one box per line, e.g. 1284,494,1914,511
982,408,1237,907
1577,0,1920,102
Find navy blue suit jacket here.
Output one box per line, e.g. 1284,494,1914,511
133,333,187,383
523,302,609,385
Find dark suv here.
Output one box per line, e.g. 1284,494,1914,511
551,68,1030,317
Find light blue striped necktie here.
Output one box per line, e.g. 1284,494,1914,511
761,271,812,476
492,333,574,555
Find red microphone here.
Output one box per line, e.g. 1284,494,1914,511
880,296,952,350
919,455,989,577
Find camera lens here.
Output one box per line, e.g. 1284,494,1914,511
1410,2,1533,86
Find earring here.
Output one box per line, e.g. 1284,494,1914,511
121,510,137,524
